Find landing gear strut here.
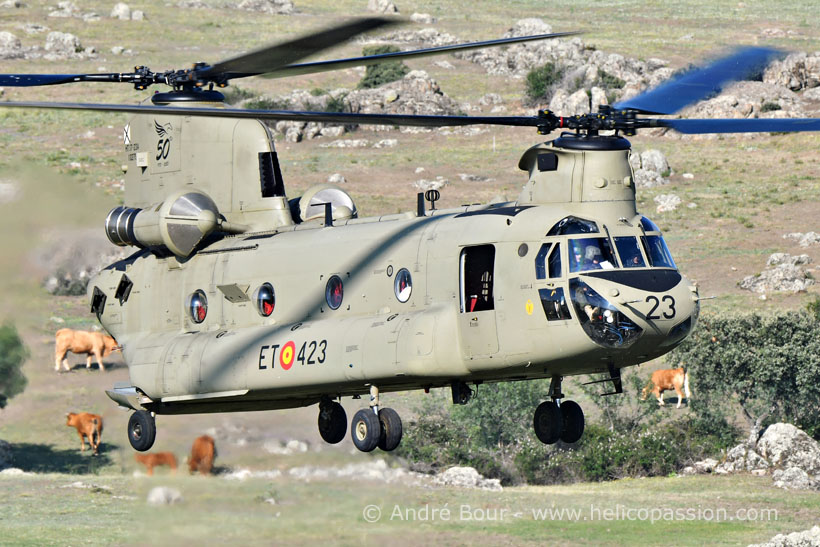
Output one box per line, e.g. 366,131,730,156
350,385,403,452
533,376,585,445
128,410,156,452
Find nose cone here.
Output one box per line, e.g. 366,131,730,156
577,269,699,355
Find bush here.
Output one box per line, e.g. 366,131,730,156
0,323,28,409
525,62,565,103
357,45,409,89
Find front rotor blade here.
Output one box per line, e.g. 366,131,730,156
259,31,581,80
0,73,130,87
0,101,543,128
659,117,820,134
614,47,782,115
197,17,398,81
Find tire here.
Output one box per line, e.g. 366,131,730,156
377,407,403,452
350,408,380,452
533,401,562,444
559,400,585,444
318,401,347,444
128,410,156,452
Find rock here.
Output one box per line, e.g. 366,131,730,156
110,2,130,19
373,139,397,148
549,88,591,115
458,173,493,182
433,466,502,491
1,0,26,7
749,525,820,547
689,458,719,474
321,139,369,148
715,444,770,474
21,23,49,34
756,423,820,476
0,31,23,59
772,467,818,491
111,45,124,55
764,52,820,91
654,193,681,213
367,0,398,14
639,149,670,175
327,173,347,185
783,232,820,247
44,31,82,58
413,176,448,191
0,439,13,470
235,0,294,14
130,9,143,20
740,254,815,294
410,12,434,24
49,1,78,17
178,0,209,6
147,486,183,505
479,93,502,106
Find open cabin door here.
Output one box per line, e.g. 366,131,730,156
458,244,499,357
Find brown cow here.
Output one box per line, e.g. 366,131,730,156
135,452,178,476
66,412,103,454
188,435,216,475
54,328,119,372
641,367,692,408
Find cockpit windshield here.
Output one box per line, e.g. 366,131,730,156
642,235,677,269
569,237,618,273
614,236,646,268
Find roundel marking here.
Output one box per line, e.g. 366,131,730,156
280,341,296,370
526,299,534,316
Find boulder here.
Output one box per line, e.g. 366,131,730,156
235,0,294,14
44,31,82,58
763,52,820,91
756,423,820,475
367,0,398,14
782,232,820,247
715,444,770,474
110,2,130,19
654,193,682,213
409,12,434,24
147,486,183,505
771,467,818,491
0,31,23,59
749,525,820,547
629,149,671,188
433,466,502,491
739,254,814,294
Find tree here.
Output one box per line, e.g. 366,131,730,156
671,311,820,442
0,323,28,409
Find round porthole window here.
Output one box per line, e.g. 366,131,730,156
394,268,412,303
325,275,343,310
254,282,275,317
188,290,208,323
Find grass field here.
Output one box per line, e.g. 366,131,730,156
1,1,819,545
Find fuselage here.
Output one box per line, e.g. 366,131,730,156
92,198,698,414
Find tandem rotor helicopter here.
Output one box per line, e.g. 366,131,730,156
3,17,820,454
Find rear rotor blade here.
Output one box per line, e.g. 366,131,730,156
658,117,820,134
259,31,581,80
614,47,782,115
197,17,398,81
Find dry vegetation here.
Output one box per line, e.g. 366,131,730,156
1,1,819,544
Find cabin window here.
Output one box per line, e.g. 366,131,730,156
538,287,571,321
569,237,618,272
325,275,344,310
254,282,275,317
548,243,562,278
188,290,208,323
460,245,495,313
394,268,412,303
614,237,646,268
642,235,677,269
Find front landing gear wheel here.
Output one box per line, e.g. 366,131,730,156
128,410,156,452
351,409,380,452
318,401,347,444
560,400,585,444
377,407,402,452
533,401,562,444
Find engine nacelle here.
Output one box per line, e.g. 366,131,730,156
105,189,221,257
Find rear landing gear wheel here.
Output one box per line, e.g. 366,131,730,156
351,409,380,453
377,407,403,452
559,400,585,444
128,410,156,452
533,401,562,444
318,401,347,444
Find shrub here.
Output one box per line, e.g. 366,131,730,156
525,62,565,103
357,45,409,89
0,323,28,409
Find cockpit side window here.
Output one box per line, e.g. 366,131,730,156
642,235,677,269
548,243,562,278
547,216,599,236
614,237,646,268
460,244,495,312
535,243,551,280
569,238,618,272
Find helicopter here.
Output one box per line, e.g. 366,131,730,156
3,18,820,455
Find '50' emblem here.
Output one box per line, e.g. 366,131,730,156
154,120,173,161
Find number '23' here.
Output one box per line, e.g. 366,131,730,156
646,295,676,319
